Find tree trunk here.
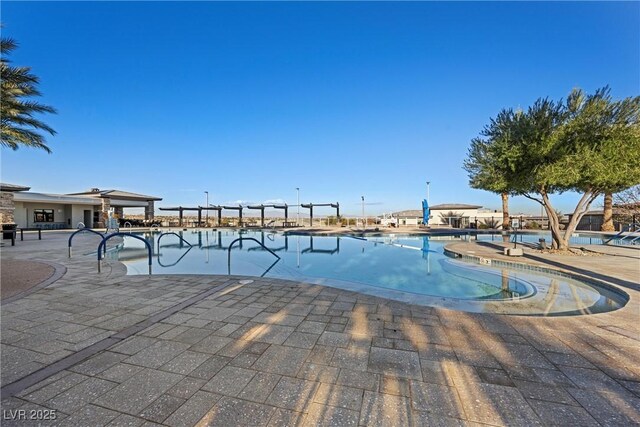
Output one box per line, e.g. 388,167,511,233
501,192,510,230
601,192,614,231
541,198,562,250
558,189,599,250
529,189,599,251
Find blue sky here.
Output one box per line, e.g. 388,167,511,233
1,1,638,216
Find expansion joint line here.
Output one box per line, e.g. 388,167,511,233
0,279,246,399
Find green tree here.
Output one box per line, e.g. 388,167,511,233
1,37,57,153
465,87,640,250
464,109,518,230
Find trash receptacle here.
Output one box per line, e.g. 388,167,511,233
2,223,17,240
538,238,547,250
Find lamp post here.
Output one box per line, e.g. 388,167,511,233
361,196,365,229
204,191,209,227
296,187,300,226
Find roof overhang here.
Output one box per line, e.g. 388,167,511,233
14,192,98,205
1,183,31,192
109,199,150,208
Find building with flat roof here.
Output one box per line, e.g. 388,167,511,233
385,203,503,228
0,184,162,229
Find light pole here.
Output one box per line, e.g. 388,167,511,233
361,196,365,229
204,191,209,227
296,187,300,226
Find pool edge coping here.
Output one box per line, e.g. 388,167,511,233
442,245,632,311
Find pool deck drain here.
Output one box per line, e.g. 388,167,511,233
0,231,638,426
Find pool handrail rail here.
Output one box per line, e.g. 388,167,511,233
68,227,106,258
98,232,152,274
157,232,193,248
227,237,281,275
157,246,193,267
605,222,640,244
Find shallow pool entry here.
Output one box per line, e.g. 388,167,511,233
111,230,627,316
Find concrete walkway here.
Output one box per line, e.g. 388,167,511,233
0,231,639,426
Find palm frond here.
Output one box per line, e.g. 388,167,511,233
0,36,56,153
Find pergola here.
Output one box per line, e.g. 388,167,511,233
199,206,223,226
246,204,289,226
221,205,243,225
158,203,292,228
158,207,202,227
300,202,340,225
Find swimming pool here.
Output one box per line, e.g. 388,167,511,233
110,230,627,316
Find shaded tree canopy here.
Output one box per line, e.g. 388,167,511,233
464,87,640,250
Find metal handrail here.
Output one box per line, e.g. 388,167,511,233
98,232,152,274
227,237,281,275
260,258,281,277
605,223,640,244
157,232,193,248
157,246,193,267
123,221,133,233
68,228,105,258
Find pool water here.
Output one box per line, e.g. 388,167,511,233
112,230,627,316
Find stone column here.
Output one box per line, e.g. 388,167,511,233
101,198,111,226
113,207,124,218
0,191,15,224
145,200,155,221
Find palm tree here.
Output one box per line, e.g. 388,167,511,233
440,211,465,228
500,192,510,230
481,217,500,229
1,37,57,153
601,192,614,231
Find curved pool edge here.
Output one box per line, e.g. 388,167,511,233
442,244,632,317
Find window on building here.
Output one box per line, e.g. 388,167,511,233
33,209,54,222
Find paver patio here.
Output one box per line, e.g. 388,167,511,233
0,231,639,426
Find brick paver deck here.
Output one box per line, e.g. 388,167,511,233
1,231,638,426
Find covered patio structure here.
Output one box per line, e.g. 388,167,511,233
300,202,340,226
158,207,202,227
246,204,289,227
221,205,243,226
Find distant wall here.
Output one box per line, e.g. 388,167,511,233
428,208,504,228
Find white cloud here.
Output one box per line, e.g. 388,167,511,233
222,199,253,206
263,198,286,205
